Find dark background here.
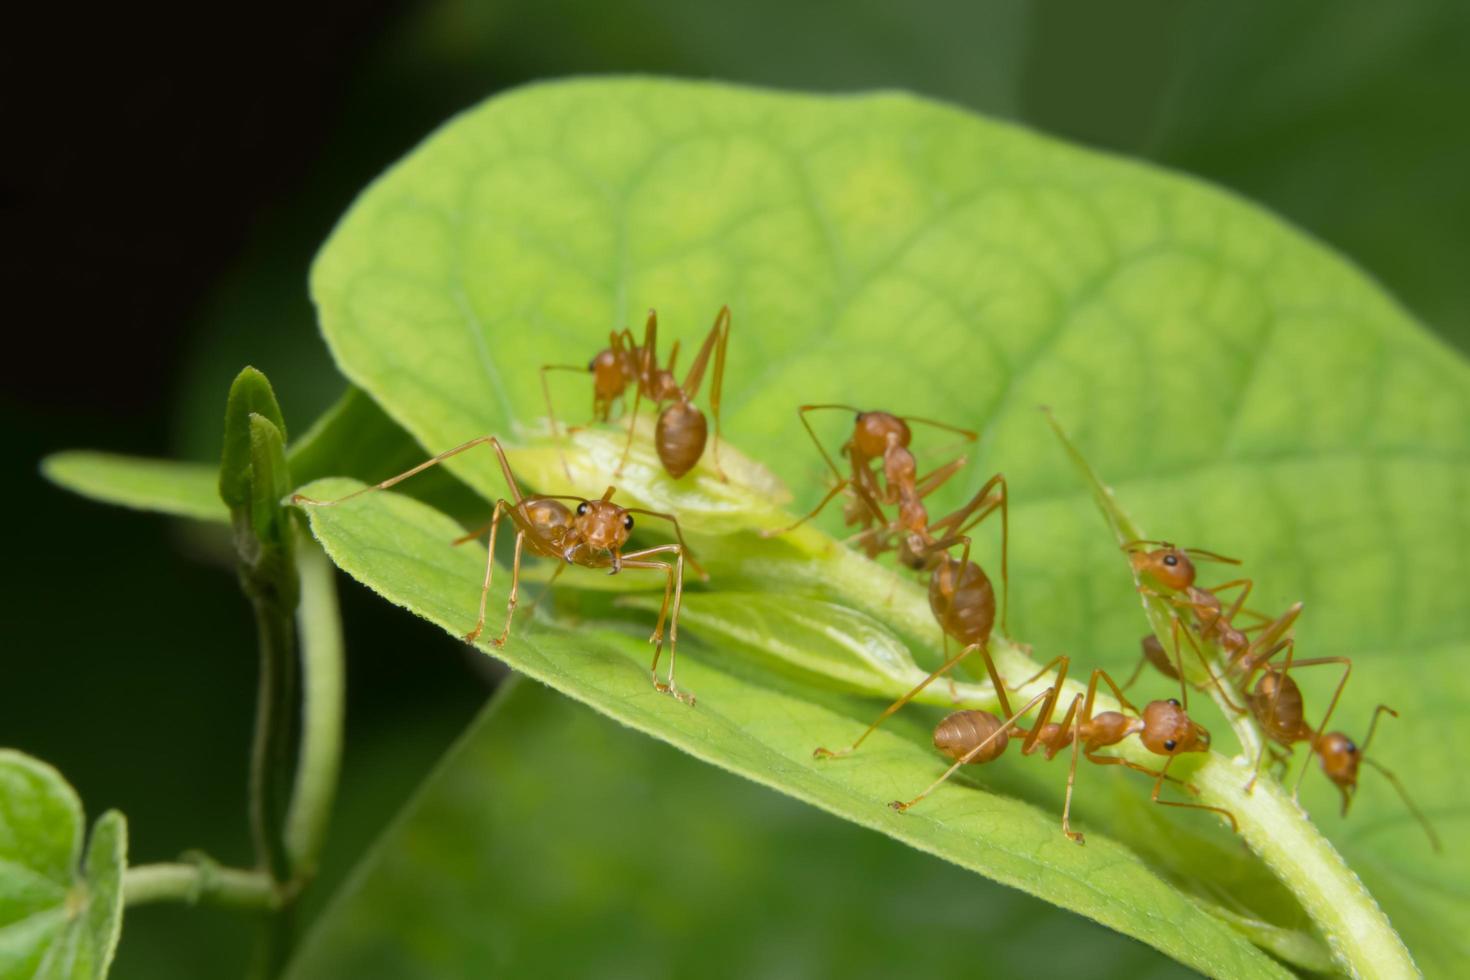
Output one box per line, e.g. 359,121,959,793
5,1,1467,975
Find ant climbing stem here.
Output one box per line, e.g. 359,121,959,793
765,405,977,539
290,434,706,703
541,307,731,483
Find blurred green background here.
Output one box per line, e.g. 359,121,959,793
6,1,1467,976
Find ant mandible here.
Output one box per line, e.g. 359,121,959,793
541,307,730,481
291,434,705,703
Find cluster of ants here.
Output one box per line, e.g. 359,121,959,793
294,307,1437,849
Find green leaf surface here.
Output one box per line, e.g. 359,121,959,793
295,476,1284,977
40,454,226,523
306,78,1470,973
0,751,126,980
288,677,1191,979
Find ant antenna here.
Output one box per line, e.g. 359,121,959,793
1357,705,1441,852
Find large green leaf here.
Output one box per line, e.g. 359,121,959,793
0,752,126,980
288,677,1191,979
295,477,1281,975
305,78,1469,973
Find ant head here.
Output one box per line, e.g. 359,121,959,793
1139,699,1210,756
1128,544,1196,592
852,411,911,460
573,496,635,552
1316,731,1361,795
589,349,626,399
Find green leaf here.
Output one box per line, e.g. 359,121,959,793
295,476,1285,977
287,677,1192,979
219,367,288,512
306,78,1469,973
0,751,126,980
40,454,227,523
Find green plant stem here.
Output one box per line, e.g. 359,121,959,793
123,863,278,911
246,581,297,887
747,522,1414,978
284,539,344,879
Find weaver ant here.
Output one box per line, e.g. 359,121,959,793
815,642,1234,842
540,307,730,481
1122,541,1301,711
1247,668,1439,850
765,406,976,545
291,435,704,703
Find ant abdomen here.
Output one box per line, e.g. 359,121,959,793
929,556,996,646
655,401,708,479
934,710,1008,763
1140,635,1180,680
1249,671,1312,745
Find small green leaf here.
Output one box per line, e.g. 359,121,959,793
0,751,126,980
295,477,1286,977
40,454,227,523
219,367,288,512
287,678,1194,979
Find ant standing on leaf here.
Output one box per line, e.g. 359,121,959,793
540,307,731,482
291,435,705,703
813,641,1234,842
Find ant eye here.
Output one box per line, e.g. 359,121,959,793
1345,741,1357,754
1163,739,1177,751
855,412,864,423
587,359,596,372
1163,554,1178,566
1167,698,1180,707
576,502,589,516
623,514,634,530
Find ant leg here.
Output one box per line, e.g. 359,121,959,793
291,434,523,508
493,529,527,646
463,501,508,644
1245,733,1275,794
1280,655,1354,798
1203,578,1255,623
622,544,691,704
614,385,645,476
1008,655,1070,693
678,306,730,481
889,687,1054,813
930,475,1008,633
541,363,586,480
451,519,494,547
1146,758,1239,834
911,456,968,500
1088,666,1140,718
1360,753,1442,852
1060,698,1087,842
519,559,565,624
815,641,986,759
761,477,854,537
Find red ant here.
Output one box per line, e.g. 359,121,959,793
291,435,705,703
540,307,730,481
1123,541,1301,711
1247,672,1439,851
766,406,976,545
815,642,1234,841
